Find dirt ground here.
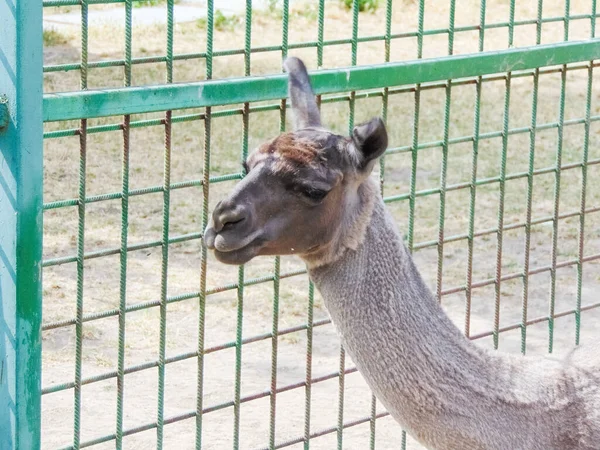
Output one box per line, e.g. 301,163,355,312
41,1,600,449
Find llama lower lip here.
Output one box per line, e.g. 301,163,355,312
203,226,216,249
213,228,262,253
212,237,264,265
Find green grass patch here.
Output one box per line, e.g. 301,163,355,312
196,10,243,31
342,0,380,12
43,28,70,47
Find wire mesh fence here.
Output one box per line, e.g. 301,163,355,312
32,0,600,449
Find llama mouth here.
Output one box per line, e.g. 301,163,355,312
211,238,265,265
203,226,265,265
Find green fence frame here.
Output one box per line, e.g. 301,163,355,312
0,0,44,447
3,0,600,448
42,39,600,122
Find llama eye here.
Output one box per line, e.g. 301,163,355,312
301,187,328,202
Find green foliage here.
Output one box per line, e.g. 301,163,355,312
342,0,380,12
43,29,69,47
215,10,234,30
134,0,165,7
133,0,181,7
196,17,207,29
257,2,319,21
267,0,280,12
197,10,242,31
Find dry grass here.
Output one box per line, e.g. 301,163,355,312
42,1,600,449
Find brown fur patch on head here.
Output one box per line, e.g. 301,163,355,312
257,132,320,172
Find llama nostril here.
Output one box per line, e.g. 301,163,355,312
222,217,244,230
213,204,247,233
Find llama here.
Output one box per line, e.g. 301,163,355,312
203,57,600,450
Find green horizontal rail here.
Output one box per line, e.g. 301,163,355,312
43,39,600,122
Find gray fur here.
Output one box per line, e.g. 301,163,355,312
308,178,600,450
205,56,600,450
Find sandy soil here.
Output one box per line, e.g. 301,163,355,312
41,1,600,449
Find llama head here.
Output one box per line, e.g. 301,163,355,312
204,57,388,266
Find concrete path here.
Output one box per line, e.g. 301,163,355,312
43,0,302,30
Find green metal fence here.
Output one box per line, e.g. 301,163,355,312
3,0,600,448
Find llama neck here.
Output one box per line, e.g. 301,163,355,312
306,191,572,450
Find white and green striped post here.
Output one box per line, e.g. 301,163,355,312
0,0,44,447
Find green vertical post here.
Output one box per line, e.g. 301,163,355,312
268,2,288,448
436,0,456,302
493,0,515,350
303,281,314,450
404,1,426,446
576,0,596,346
73,0,89,447
336,2,361,447
407,0,426,254
196,1,214,447
0,0,43,447
548,0,571,354
520,0,543,355
156,0,174,446
305,12,321,448
369,2,393,447
233,3,252,448
465,0,487,338
116,0,133,446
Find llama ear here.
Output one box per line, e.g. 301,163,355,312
283,57,322,130
351,117,388,170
